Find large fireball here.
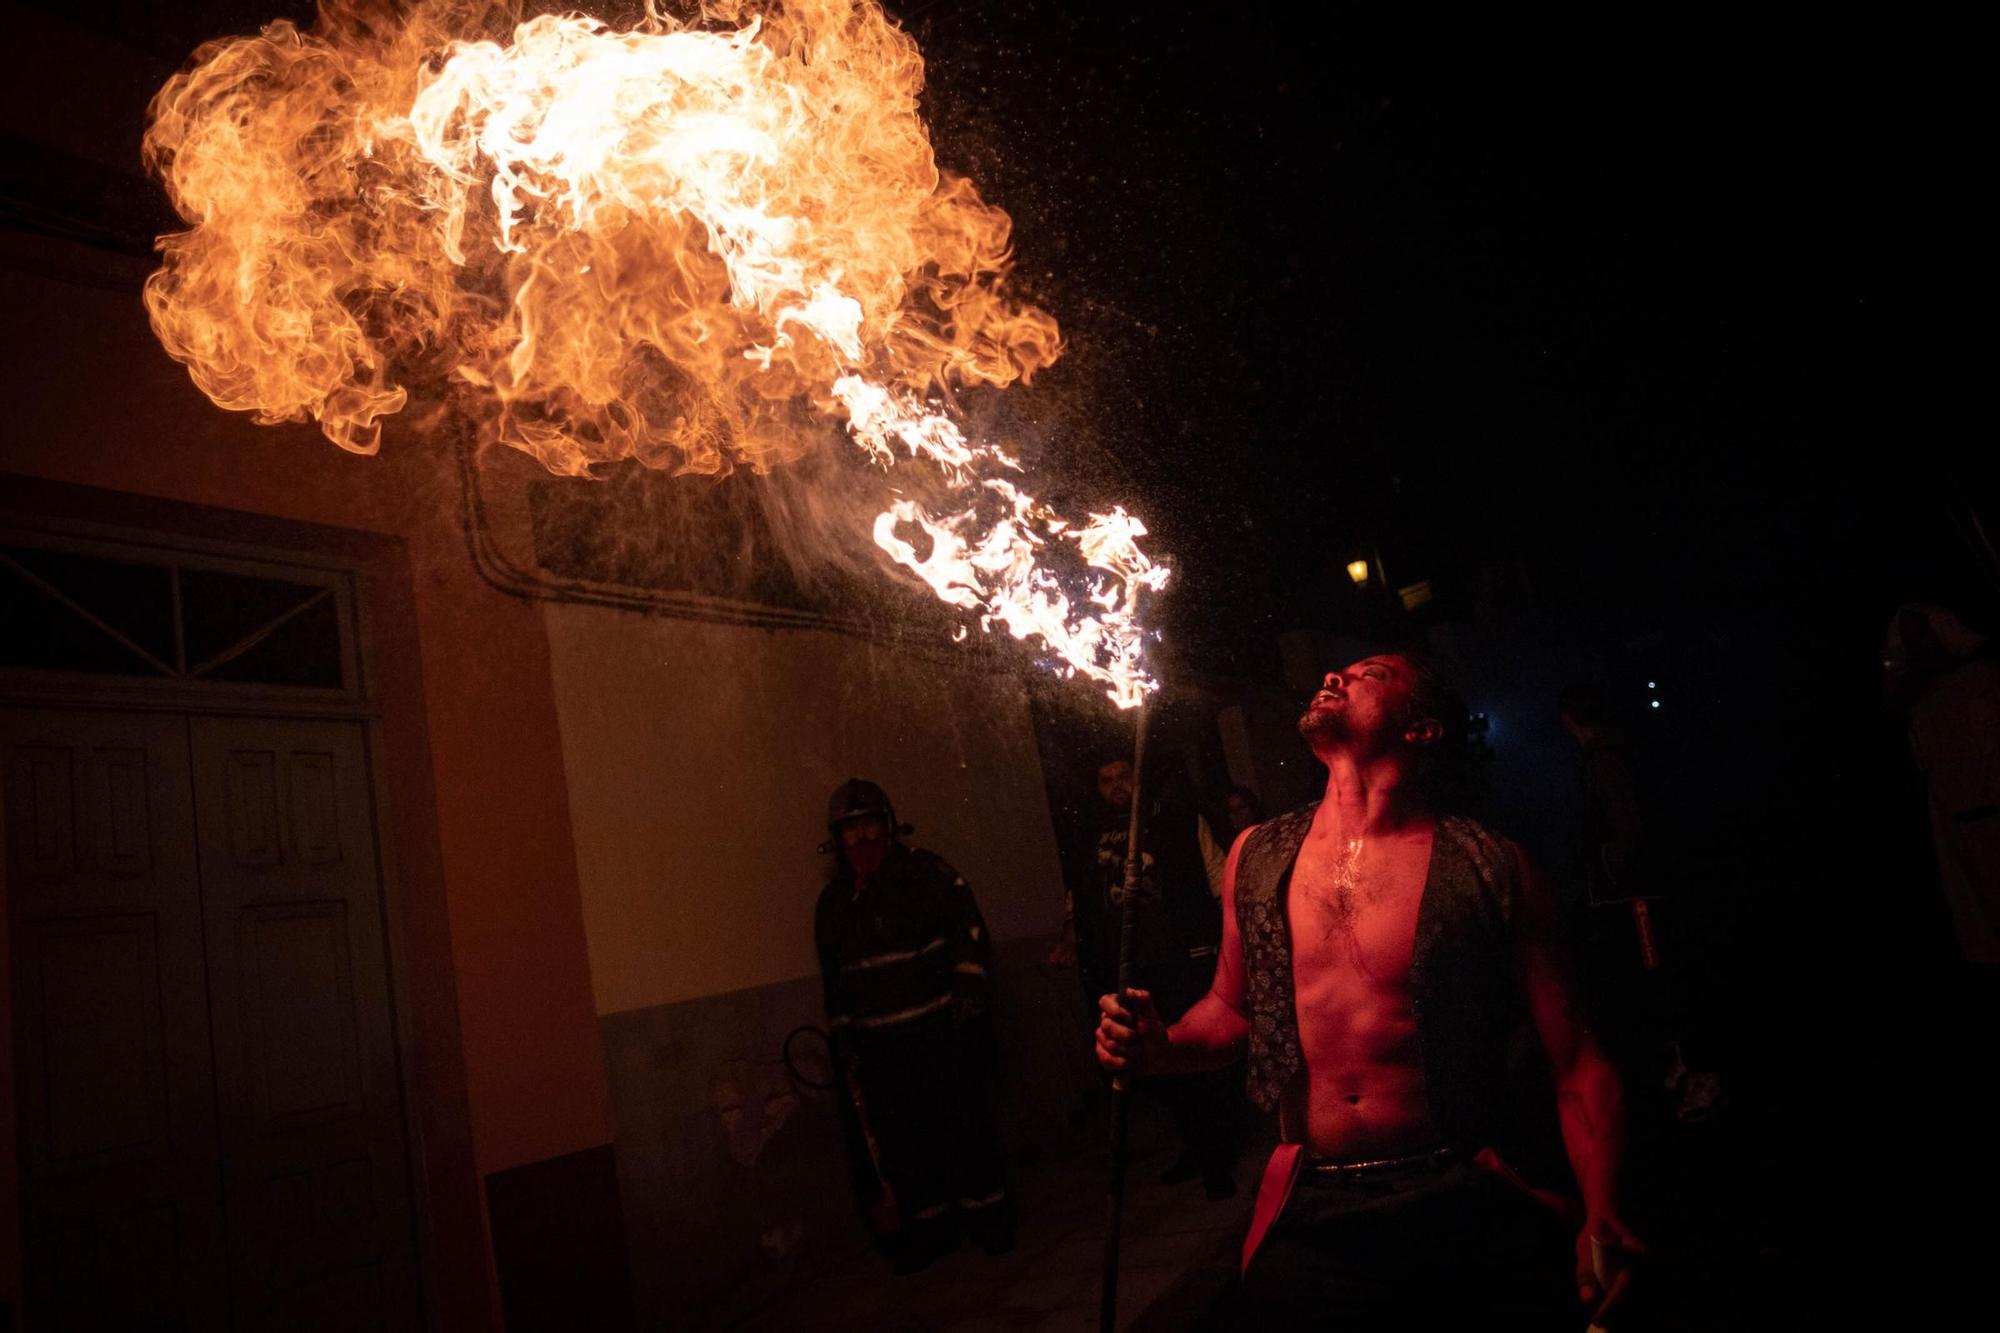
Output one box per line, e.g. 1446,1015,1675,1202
143,0,1167,705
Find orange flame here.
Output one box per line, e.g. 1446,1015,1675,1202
142,0,1164,705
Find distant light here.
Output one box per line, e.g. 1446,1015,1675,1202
1346,558,1370,586
1647,681,1657,689
1650,700,1661,709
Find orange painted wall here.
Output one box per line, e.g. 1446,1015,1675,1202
1,234,613,1326
0,835,17,1323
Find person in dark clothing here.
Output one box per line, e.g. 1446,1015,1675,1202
1071,755,1242,1199
1556,684,1651,909
1559,684,1723,1122
1221,785,1266,841
1886,604,2000,964
813,779,1013,1272
1557,684,1658,1073
1200,784,1267,897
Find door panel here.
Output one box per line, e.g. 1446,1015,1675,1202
3,709,227,1332
188,716,419,1333
37,916,167,1160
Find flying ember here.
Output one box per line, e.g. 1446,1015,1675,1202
140,0,1167,706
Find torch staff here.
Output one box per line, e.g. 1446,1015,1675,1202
1100,704,1151,1333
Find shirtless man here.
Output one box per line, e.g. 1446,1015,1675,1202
1097,653,1642,1327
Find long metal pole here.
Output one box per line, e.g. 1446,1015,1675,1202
1100,704,1151,1333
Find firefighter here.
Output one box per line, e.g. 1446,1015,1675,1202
813,779,1014,1271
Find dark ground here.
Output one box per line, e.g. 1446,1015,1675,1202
728,1072,1809,1331
728,1106,1263,1333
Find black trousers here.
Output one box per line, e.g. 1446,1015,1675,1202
854,1015,1009,1241
1232,1160,1576,1330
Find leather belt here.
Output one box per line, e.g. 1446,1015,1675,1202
1302,1146,1456,1179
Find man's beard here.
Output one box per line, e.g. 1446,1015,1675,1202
1297,706,1348,740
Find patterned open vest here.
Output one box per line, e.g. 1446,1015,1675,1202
1236,804,1560,1167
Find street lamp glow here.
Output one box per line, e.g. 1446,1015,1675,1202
1346,559,1370,586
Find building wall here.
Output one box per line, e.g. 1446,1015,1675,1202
541,606,1071,1011
598,941,1102,1330
539,605,1100,1327
0,223,1117,1330
0,836,16,1330
1,226,614,1327
0,5,635,1313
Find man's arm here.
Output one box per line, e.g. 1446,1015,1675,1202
1510,845,1644,1312
1096,827,1254,1075
933,857,993,1016
814,897,857,1054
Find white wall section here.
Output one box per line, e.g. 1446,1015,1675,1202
541,603,1069,1016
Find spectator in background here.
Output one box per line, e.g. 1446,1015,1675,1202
814,779,1013,1272
1558,685,1722,1122
1200,784,1267,897
1886,604,2000,966
1068,754,1242,1198
1557,684,1650,908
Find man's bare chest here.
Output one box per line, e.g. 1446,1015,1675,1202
1286,835,1429,981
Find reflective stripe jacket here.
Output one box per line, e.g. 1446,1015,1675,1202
815,842,992,1043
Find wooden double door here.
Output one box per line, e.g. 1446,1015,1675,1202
4,707,420,1331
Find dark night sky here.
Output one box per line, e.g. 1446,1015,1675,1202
887,3,1970,674
890,2,1984,987
49,0,1976,671
26,0,1984,718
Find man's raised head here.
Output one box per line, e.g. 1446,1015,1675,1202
1297,649,1469,794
